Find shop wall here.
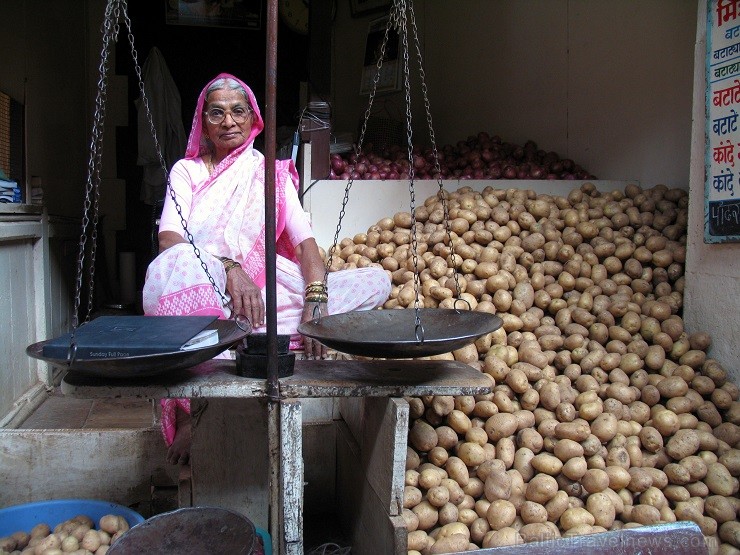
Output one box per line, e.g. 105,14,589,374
331,0,697,189
0,0,88,219
685,2,740,383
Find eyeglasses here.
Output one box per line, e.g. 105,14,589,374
204,106,252,125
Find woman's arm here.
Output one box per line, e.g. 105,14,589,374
293,237,328,358
293,237,326,285
158,230,188,252
157,161,194,253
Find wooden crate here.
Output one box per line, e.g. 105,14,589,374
0,428,177,514
335,397,408,555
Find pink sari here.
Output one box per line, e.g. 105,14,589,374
144,74,391,446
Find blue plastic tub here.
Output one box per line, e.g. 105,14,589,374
0,499,145,537
256,527,272,555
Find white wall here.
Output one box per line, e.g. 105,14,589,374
685,2,740,383
331,0,697,189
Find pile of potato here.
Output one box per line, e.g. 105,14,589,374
0,514,130,555
324,182,740,554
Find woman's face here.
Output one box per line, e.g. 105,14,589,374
203,88,253,158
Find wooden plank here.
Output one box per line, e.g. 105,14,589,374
361,398,407,517
0,237,38,421
268,401,280,555
0,220,43,240
0,428,178,511
61,358,491,400
177,466,192,508
456,521,708,555
280,400,303,554
18,394,93,429
281,359,492,398
84,398,154,429
190,398,270,531
33,212,52,386
61,359,267,399
337,397,364,443
338,398,408,517
336,421,407,555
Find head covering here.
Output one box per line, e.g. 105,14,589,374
184,73,264,161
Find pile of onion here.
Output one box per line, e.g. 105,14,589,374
329,132,596,181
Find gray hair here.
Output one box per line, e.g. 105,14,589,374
206,78,249,102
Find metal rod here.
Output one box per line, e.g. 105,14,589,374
265,0,279,401
265,1,281,553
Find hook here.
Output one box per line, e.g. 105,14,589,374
66,342,78,365
310,302,324,321
235,314,252,333
414,321,425,344
452,297,472,313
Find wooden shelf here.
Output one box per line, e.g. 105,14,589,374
61,358,492,399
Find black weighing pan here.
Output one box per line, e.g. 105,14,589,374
298,308,502,359
26,319,249,379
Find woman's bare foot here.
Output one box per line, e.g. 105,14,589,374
166,406,192,465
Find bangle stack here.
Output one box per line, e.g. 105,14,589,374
305,280,328,304
218,256,241,274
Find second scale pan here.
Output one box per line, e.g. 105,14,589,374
298,308,502,359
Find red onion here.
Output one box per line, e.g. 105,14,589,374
502,165,517,179
530,165,545,179
329,133,595,180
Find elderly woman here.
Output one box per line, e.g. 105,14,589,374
144,73,391,464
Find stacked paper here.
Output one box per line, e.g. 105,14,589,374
0,179,20,203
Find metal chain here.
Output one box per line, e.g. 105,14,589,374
407,0,462,301
118,1,232,315
72,0,244,345
395,0,424,341
72,0,119,332
324,5,398,296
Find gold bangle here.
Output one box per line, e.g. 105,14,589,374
305,284,326,292
219,256,241,273
305,294,328,303
305,287,327,295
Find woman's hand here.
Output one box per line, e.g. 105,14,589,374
301,301,327,359
225,267,264,328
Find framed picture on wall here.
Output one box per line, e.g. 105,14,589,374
350,0,391,18
165,0,263,30
360,16,401,95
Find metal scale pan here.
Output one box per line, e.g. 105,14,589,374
298,308,502,359
26,319,249,379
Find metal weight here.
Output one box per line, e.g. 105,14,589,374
107,507,260,555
